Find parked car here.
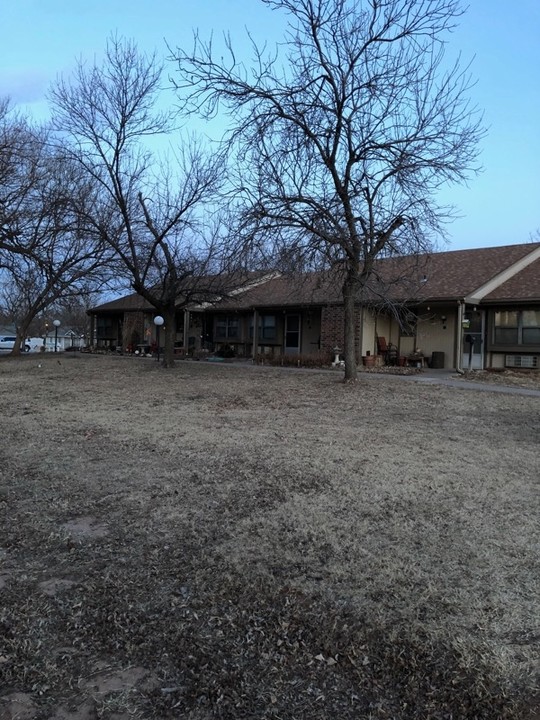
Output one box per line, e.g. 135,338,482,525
0,336,31,353
26,337,46,353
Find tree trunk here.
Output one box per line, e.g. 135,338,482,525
342,273,359,382
162,307,177,368
10,325,30,357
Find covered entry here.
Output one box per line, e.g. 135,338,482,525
462,311,484,370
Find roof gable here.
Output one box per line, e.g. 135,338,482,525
482,257,540,303
409,243,540,301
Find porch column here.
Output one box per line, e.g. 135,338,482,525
183,309,190,354
455,301,465,371
89,314,95,348
252,309,258,361
359,306,365,361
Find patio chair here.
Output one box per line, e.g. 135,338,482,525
377,336,399,366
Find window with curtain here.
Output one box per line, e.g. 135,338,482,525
494,310,540,345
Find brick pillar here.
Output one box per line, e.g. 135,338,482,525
321,305,344,353
321,305,362,362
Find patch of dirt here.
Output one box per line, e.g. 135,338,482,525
0,354,538,719
61,516,109,539
38,578,78,596
0,692,37,720
81,666,160,695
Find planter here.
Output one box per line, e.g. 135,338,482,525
363,355,376,367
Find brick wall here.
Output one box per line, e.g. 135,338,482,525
320,305,362,360
123,310,145,348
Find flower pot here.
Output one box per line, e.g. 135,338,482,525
363,355,376,367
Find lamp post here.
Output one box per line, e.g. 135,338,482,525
44,322,49,352
153,316,164,363
53,319,61,352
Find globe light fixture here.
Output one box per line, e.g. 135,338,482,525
153,316,164,362
53,319,61,352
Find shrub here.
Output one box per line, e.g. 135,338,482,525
215,344,236,359
255,350,333,368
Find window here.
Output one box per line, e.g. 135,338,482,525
260,315,276,341
249,315,277,342
215,315,239,340
522,310,540,345
97,316,115,338
494,310,540,346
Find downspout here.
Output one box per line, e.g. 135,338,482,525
455,300,465,374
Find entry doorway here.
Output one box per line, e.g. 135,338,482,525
462,311,484,370
284,314,301,354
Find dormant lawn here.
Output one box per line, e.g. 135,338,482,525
0,354,538,719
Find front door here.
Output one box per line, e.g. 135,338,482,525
462,311,484,370
285,314,301,354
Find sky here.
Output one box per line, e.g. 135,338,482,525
1,0,539,251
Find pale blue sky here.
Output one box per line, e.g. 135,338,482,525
1,1,539,250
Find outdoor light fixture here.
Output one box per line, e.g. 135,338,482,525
441,315,447,329
53,319,61,352
154,316,164,363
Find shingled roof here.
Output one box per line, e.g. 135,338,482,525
404,242,540,301
213,242,540,308
89,242,540,313
482,257,540,303
91,292,154,313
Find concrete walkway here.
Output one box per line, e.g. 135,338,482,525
224,359,540,398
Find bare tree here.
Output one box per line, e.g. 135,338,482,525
0,102,116,354
173,0,484,380
50,37,230,367
0,100,45,257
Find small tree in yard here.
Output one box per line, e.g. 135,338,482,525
173,0,484,380
50,37,229,367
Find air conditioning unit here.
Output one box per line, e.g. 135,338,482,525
505,355,538,369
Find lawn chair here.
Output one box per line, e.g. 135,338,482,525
377,336,399,366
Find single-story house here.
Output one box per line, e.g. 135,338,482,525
88,242,540,371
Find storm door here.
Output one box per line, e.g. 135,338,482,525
462,311,484,369
284,314,301,354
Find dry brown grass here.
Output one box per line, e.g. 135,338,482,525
0,354,538,719
457,368,540,390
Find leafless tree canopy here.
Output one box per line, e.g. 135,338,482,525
172,0,484,379
50,37,230,366
0,101,116,352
